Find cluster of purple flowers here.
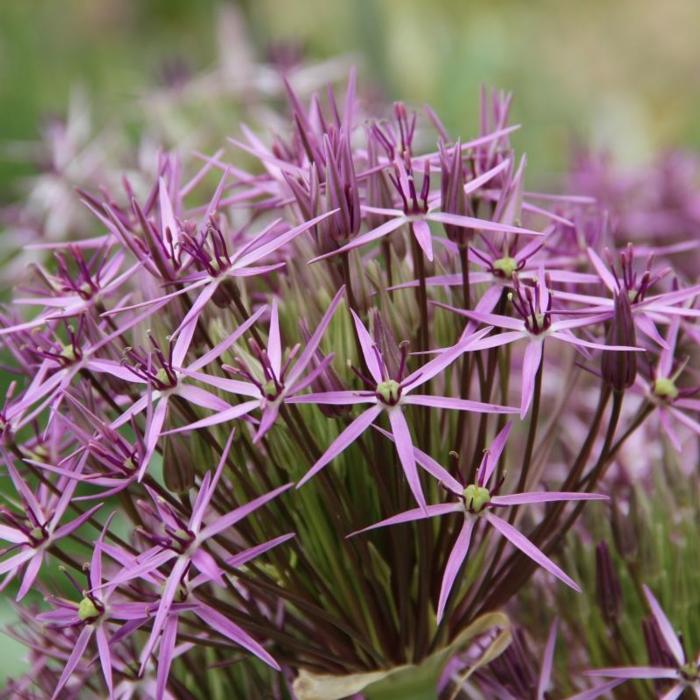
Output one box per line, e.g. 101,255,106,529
0,68,699,699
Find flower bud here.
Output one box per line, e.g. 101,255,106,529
601,292,637,391
610,494,639,561
595,541,622,625
439,140,473,246
643,616,678,671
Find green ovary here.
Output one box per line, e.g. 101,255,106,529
262,379,278,399
78,597,100,622
493,256,518,277
376,379,401,404
59,345,77,362
653,377,678,400
464,484,490,513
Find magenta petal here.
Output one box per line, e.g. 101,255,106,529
463,158,511,196
52,503,103,541
267,298,282,378
6,462,44,523
520,340,543,418
426,211,541,237
660,686,686,700
658,316,680,377
485,512,580,591
432,301,525,332
111,394,149,430
195,604,280,670
140,556,190,673
309,216,407,263
165,400,259,435
171,281,217,358
47,452,88,528
373,425,463,495
350,503,462,536
85,359,145,383
15,552,42,602
469,330,528,353
585,667,679,680
237,209,337,268
199,483,292,541
189,430,236,533
286,390,372,406
477,422,512,487
191,548,225,587
350,310,383,383
138,397,169,481
159,177,179,244
437,517,475,623
101,547,177,591
642,585,685,666
0,525,28,545
95,624,114,699
675,397,700,412
669,406,700,437
388,409,426,510
190,535,294,589
552,330,641,353
287,286,345,385
287,354,335,396
51,625,93,700
156,615,179,700
296,405,382,489
403,327,494,391
175,385,232,412
188,304,267,372
411,219,434,261
537,619,558,700
586,247,618,294
182,370,260,398
403,394,517,414
0,548,36,578
635,313,669,349
223,533,296,571
253,404,279,443
490,491,608,507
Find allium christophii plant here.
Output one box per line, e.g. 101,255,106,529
0,51,698,700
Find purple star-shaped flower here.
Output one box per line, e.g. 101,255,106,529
289,312,517,509
351,423,607,622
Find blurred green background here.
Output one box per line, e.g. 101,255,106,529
2,0,700,202
0,0,699,685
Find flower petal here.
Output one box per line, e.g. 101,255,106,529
491,491,608,507
296,405,382,489
388,409,426,509
51,626,93,700
585,667,679,680
437,517,475,622
199,484,292,541
403,395,517,414
643,585,685,666
194,604,280,670
350,310,383,383
520,340,543,418
267,298,282,378
485,512,580,591
350,503,462,536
